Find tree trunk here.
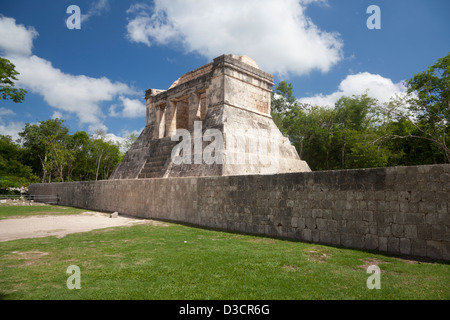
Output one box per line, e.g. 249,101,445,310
95,153,103,181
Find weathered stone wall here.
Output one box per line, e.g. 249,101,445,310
29,164,450,260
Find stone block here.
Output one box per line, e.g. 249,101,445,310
302,229,312,242
319,231,332,244
397,191,411,202
385,191,398,201
437,212,450,225
365,234,379,250
426,240,443,260
404,225,417,239
341,233,365,249
407,213,426,224
425,213,437,225
362,211,373,222
379,237,388,251
305,217,316,230
373,211,384,223
327,220,339,232
411,239,427,257
417,225,432,240
369,222,377,235
355,221,369,234
316,218,328,231
436,202,448,214
331,232,341,246
377,223,391,237
419,202,436,213
341,220,356,234
312,230,320,242
342,210,354,220
399,201,418,213
399,238,411,255
377,201,389,212
109,212,119,218
312,209,323,218
443,241,450,260
432,225,449,241
291,216,298,228
391,224,403,238
389,201,399,212
387,237,400,254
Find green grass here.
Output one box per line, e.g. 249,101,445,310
0,204,86,220
0,205,449,300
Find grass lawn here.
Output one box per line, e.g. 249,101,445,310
0,205,449,300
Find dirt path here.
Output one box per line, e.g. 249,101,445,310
0,212,165,242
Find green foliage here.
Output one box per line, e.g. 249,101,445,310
272,53,450,170
402,52,450,162
0,57,27,103
8,119,123,183
0,135,37,193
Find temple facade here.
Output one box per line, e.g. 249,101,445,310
109,54,310,180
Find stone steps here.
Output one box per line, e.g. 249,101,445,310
138,137,179,179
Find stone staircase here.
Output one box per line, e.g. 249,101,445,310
138,137,179,179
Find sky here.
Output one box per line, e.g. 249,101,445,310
0,0,449,144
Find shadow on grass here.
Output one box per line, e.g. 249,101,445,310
147,216,450,265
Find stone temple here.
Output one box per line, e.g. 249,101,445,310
109,54,310,180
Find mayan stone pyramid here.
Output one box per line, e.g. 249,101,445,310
110,54,310,180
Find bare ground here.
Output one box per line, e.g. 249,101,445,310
0,212,167,242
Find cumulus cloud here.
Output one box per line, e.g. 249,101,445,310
0,16,38,57
0,15,137,133
125,0,343,77
298,72,407,107
12,55,133,127
110,96,146,118
0,120,25,141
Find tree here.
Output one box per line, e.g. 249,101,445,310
271,83,392,171
17,119,124,182
19,119,70,182
121,132,139,154
0,57,27,104
0,135,37,192
89,131,122,181
66,131,91,181
383,52,450,162
334,94,379,169
272,81,297,113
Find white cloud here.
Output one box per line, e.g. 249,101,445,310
110,96,146,118
92,128,143,152
11,55,133,128
0,16,38,57
51,111,63,120
298,72,407,107
0,15,138,133
81,0,110,23
0,108,16,116
0,120,25,141
125,0,343,77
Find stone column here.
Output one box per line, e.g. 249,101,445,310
166,100,177,137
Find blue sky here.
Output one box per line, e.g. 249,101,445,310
0,0,449,144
